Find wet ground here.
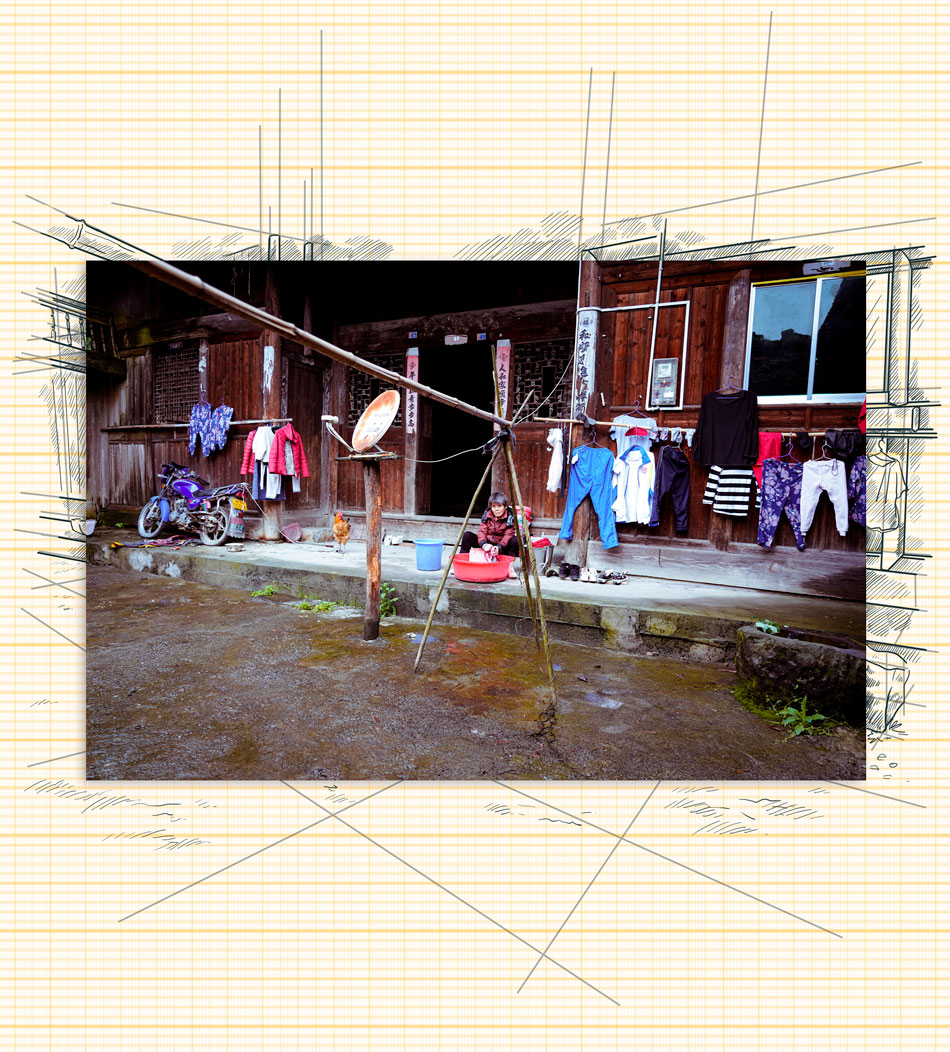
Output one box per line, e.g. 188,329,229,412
86,564,865,781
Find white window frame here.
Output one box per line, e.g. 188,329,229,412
742,274,865,404
598,300,691,411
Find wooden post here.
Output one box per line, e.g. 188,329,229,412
362,457,383,640
260,266,283,539
560,258,602,567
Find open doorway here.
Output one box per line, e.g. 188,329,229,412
421,343,496,517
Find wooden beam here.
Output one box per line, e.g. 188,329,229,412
720,269,752,387
338,299,577,354
114,312,263,354
84,351,127,377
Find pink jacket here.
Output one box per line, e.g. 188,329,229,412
268,423,310,478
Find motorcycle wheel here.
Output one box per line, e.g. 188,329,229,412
137,500,164,539
198,507,229,546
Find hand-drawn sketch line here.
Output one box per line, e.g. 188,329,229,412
282,781,620,1005
118,781,403,924
495,782,842,938
517,780,661,994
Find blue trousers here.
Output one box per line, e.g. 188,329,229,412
558,445,619,550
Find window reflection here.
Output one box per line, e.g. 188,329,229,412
814,276,865,394
748,282,813,396
747,275,865,399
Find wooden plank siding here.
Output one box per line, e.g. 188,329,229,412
597,262,865,554
88,337,325,514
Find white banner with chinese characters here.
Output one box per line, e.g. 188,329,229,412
405,348,419,434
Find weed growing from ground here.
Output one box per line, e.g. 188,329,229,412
380,583,398,618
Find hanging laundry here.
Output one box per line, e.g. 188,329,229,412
558,445,619,550
188,399,213,456
848,455,866,526
649,446,690,531
693,390,759,467
238,424,277,500
865,449,906,533
208,404,234,452
283,438,301,493
753,432,783,489
268,422,310,480
608,413,656,458
702,466,756,517
611,445,655,524
800,459,849,537
758,459,806,551
546,427,564,493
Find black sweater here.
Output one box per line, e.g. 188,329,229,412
693,390,759,467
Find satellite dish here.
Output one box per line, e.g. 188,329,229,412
351,389,401,452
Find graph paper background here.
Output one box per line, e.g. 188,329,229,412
3,1,946,1048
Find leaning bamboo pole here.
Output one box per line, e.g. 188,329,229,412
126,258,514,428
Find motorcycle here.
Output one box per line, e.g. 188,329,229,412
137,462,248,546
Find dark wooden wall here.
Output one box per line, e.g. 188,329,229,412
337,300,577,518
87,338,324,514
597,262,865,553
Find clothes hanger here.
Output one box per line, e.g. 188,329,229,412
812,439,832,461
715,373,744,394
777,436,798,462
627,397,649,419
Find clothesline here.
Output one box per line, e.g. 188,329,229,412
101,417,293,432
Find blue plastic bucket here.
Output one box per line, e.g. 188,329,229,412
414,539,444,571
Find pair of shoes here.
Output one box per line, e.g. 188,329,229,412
557,562,582,582
579,566,596,582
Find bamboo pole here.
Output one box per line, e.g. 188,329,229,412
491,345,540,650
501,439,560,726
412,444,503,673
124,258,514,427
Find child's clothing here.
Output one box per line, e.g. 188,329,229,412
757,459,806,550
800,459,849,536
188,400,213,456
649,446,690,530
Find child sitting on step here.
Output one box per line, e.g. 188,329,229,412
460,491,520,579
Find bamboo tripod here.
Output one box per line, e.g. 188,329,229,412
412,355,560,736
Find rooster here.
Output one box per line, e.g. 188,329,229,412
332,511,351,554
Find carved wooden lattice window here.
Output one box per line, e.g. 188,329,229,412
348,353,405,428
153,346,200,423
512,338,573,418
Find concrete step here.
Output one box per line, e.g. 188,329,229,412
87,530,865,663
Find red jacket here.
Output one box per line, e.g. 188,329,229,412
268,423,310,478
239,430,257,475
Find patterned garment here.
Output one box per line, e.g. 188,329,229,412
848,455,866,525
702,466,756,517
208,404,234,452
757,459,806,551
188,400,213,456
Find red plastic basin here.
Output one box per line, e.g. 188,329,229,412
452,553,514,583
